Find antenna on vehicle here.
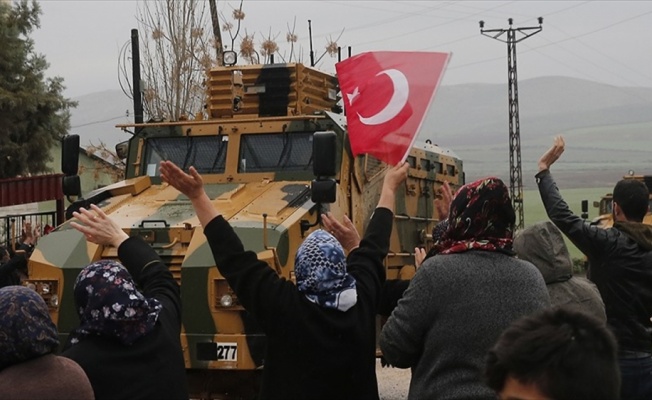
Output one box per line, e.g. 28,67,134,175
308,20,315,67
131,29,143,125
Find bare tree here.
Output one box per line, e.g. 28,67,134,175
116,0,343,122
119,0,218,122
84,141,126,182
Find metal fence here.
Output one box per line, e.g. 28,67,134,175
0,211,57,254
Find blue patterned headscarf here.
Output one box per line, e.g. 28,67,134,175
0,286,59,370
294,230,357,312
69,260,162,346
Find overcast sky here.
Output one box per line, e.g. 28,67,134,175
30,0,652,99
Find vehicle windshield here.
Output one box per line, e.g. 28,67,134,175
144,135,228,176
142,132,315,177
238,132,313,173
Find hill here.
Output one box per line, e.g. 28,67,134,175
69,76,652,188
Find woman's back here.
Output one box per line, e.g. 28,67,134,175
0,354,94,400
62,309,186,400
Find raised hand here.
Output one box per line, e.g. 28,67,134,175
377,161,410,211
414,247,427,269
322,212,361,252
435,181,452,221
538,135,565,172
159,160,205,200
383,161,410,192
70,204,129,248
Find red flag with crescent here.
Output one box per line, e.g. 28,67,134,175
335,51,450,165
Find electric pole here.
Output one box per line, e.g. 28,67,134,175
480,17,543,230
209,0,224,65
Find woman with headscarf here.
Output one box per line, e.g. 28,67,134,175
380,177,551,399
158,159,409,400
61,210,188,400
0,285,94,400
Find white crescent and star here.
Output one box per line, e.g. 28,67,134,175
347,69,409,126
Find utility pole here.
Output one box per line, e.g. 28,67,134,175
480,17,542,230
208,0,224,65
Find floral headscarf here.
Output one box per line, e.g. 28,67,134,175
437,177,515,255
294,230,357,312
0,286,59,370
69,260,162,346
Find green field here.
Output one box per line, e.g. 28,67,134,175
522,186,612,263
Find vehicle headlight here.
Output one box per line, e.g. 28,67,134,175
222,50,237,66
22,280,59,309
220,294,233,307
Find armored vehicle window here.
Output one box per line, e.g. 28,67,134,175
238,132,313,173
433,161,443,174
144,136,228,176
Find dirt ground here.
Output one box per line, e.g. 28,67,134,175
376,359,411,400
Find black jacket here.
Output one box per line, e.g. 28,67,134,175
61,236,188,400
0,253,27,288
204,208,392,400
537,169,652,352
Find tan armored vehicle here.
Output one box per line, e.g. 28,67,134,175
25,61,463,397
592,174,652,228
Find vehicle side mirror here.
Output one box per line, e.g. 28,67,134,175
313,131,336,177
115,141,129,160
311,179,336,203
62,175,81,197
61,135,80,176
581,199,588,219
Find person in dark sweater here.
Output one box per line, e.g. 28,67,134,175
61,205,189,400
159,159,409,400
380,177,551,399
0,285,94,400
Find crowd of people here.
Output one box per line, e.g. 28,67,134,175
1,136,650,399
0,221,42,287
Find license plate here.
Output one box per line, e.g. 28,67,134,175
216,342,237,361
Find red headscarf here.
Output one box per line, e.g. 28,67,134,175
437,177,515,255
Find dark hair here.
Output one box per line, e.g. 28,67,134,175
613,179,649,222
485,307,620,400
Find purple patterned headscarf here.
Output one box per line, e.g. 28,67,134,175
0,286,59,370
69,260,162,346
294,230,357,312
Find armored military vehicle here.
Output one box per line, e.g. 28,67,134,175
591,173,652,228
25,59,463,397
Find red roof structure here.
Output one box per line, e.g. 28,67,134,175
0,174,63,207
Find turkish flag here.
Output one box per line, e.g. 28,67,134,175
335,51,450,165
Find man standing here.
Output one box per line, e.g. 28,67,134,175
537,135,652,400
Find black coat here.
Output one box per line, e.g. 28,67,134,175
537,169,652,352
204,208,392,400
61,236,188,400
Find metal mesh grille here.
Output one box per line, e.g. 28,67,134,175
238,132,313,173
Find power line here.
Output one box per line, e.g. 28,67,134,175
480,17,544,231
452,8,652,78
71,115,128,129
